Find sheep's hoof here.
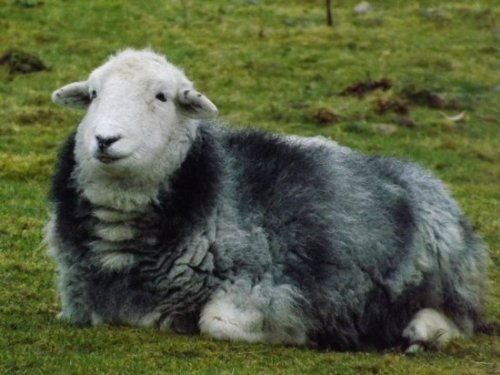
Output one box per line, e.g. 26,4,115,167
402,308,463,353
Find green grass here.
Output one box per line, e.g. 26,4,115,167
1,0,499,373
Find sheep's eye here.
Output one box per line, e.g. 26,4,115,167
90,90,97,99
155,93,167,102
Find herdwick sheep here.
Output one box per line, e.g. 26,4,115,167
46,48,489,352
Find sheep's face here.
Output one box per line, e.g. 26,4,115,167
52,49,217,178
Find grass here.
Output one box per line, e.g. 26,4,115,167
0,0,499,373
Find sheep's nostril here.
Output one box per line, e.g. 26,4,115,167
96,135,121,151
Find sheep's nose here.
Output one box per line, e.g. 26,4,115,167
96,135,121,151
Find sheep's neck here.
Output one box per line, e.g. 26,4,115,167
77,175,165,213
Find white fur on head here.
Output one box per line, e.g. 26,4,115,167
52,49,218,118
52,49,218,211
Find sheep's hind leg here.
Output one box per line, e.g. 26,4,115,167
402,308,463,353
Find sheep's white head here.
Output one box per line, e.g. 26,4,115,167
52,49,217,182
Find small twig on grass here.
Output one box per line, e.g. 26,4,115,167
326,0,334,26
181,1,188,28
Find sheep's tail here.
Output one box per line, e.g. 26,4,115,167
476,321,500,336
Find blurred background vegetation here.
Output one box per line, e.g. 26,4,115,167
0,0,498,373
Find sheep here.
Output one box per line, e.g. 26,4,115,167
46,48,489,352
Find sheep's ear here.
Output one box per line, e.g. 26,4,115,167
176,87,218,119
52,81,90,109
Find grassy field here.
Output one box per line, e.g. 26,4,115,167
1,0,499,373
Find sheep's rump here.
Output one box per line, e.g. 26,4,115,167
221,128,486,349
50,123,487,350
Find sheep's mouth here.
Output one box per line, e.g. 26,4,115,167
96,154,124,164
